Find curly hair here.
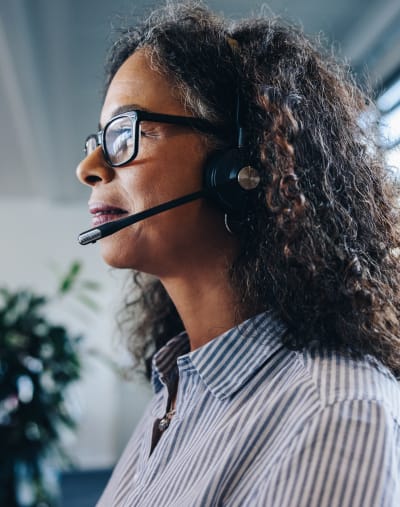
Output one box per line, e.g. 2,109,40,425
106,1,400,378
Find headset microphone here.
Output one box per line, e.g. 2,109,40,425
78,147,260,246
77,155,260,245
78,190,204,245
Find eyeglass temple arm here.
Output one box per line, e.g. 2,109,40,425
138,111,229,138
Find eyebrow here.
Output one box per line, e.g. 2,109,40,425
98,104,151,130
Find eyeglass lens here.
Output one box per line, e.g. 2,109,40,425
105,116,136,166
85,136,98,157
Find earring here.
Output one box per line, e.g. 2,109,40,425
224,213,253,234
224,213,234,234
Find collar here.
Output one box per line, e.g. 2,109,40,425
151,332,190,394
152,311,287,400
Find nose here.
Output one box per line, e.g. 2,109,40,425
76,147,114,187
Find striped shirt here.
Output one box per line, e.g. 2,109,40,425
97,311,400,506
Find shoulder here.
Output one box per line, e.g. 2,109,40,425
250,348,400,506
294,346,400,418
252,343,400,448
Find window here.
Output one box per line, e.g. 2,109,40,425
377,76,400,177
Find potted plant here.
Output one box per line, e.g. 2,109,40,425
0,261,98,507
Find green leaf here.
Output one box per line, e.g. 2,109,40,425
57,261,82,295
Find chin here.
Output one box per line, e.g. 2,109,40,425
99,240,157,273
101,255,132,270
98,237,132,268
97,226,142,269
100,245,137,269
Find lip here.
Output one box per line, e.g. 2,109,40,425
88,202,129,227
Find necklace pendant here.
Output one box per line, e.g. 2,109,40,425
158,417,170,431
158,409,176,432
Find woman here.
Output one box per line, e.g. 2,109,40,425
76,2,400,505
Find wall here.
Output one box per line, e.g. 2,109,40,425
0,197,152,469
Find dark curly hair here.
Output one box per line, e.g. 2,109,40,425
106,1,400,379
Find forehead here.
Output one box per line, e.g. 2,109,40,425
100,49,186,127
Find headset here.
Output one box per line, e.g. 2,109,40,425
202,36,261,216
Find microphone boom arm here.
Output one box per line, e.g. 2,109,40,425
78,190,205,245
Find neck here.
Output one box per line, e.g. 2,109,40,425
160,255,245,351
162,280,241,351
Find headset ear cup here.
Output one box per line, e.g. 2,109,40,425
203,148,260,215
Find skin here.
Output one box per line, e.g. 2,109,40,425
76,48,245,352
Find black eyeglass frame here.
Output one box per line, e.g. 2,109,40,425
85,109,228,168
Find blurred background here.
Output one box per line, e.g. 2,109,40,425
0,0,399,505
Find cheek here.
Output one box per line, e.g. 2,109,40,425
157,138,208,195
124,143,207,208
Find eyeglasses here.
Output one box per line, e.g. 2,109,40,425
84,109,226,167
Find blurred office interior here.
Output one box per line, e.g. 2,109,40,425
0,0,399,505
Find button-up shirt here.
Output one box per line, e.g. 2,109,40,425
97,311,400,506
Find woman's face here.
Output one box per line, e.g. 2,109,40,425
76,49,233,277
